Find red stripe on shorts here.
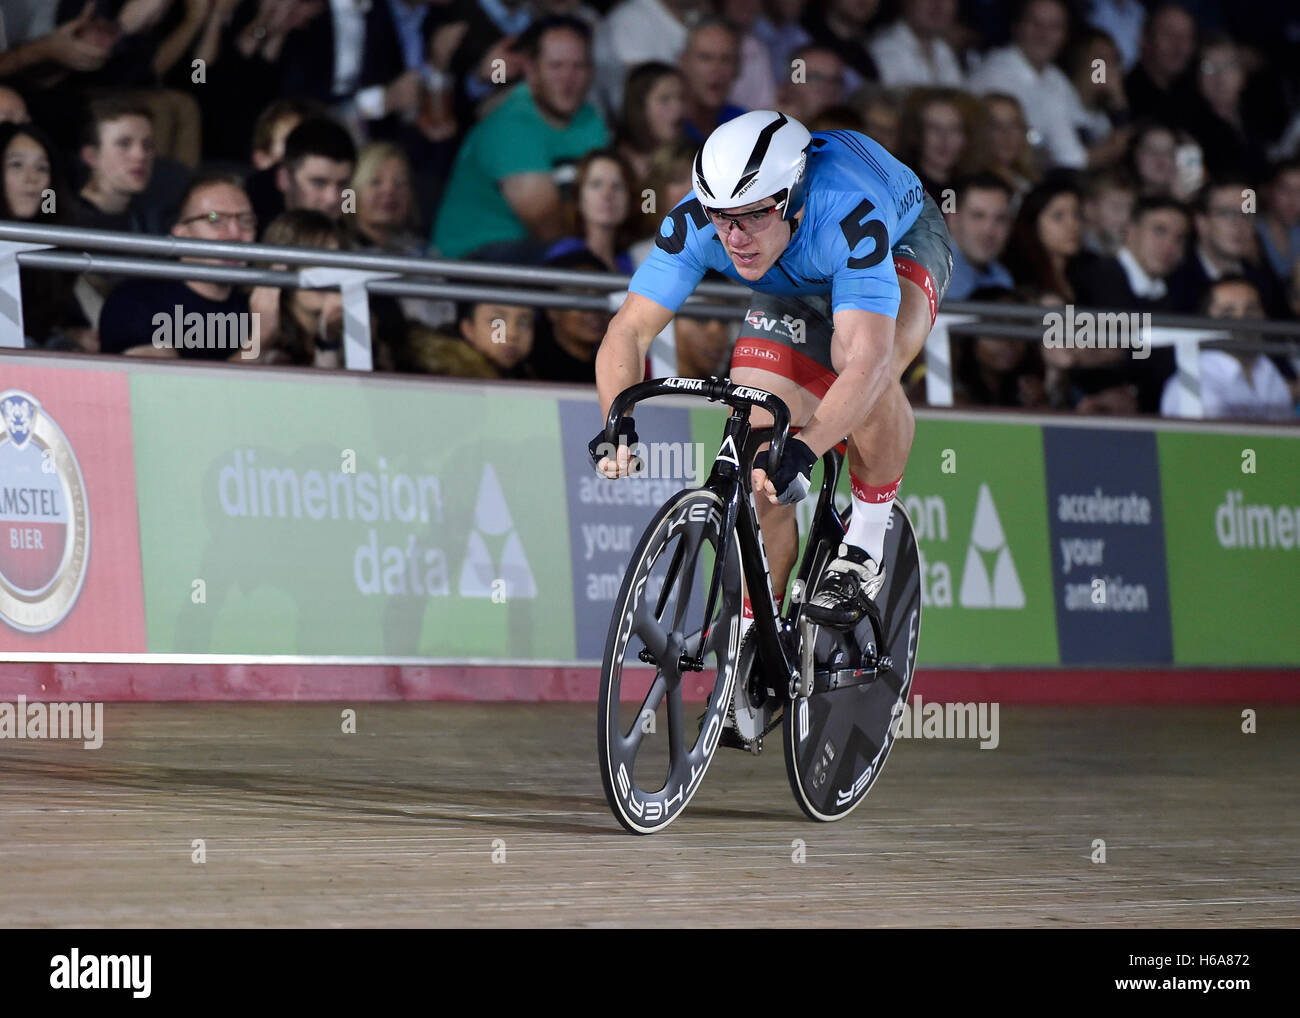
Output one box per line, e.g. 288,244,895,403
731,338,848,455
733,338,852,455
731,337,836,399
894,257,937,325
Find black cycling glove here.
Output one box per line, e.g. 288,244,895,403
753,437,817,505
589,416,639,475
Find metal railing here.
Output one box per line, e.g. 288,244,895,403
3,221,1298,418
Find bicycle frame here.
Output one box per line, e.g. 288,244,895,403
604,376,848,704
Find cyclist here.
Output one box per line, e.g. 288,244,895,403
590,110,953,631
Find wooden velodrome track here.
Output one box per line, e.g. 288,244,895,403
1,702,1296,927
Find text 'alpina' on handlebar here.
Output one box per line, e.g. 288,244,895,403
604,376,792,476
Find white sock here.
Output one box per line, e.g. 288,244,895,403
739,610,754,642
843,473,902,564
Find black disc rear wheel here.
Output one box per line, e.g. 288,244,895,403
783,501,923,821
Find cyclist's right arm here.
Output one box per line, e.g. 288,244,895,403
593,195,711,477
593,292,675,478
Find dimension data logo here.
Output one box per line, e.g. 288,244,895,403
958,484,1024,609
0,391,90,632
459,463,536,598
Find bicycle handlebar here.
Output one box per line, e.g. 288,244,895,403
604,376,791,476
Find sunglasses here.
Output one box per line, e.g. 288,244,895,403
704,200,784,234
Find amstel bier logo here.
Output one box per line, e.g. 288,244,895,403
0,391,90,632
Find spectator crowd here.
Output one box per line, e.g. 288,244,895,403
1,0,1298,419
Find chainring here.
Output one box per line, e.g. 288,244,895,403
727,625,781,750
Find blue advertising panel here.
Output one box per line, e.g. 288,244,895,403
559,400,698,660
1042,427,1173,664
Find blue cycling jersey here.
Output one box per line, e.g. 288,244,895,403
630,130,927,319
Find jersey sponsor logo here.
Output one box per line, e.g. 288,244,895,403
0,391,90,633
745,309,783,331
744,311,804,342
733,342,781,363
895,182,924,221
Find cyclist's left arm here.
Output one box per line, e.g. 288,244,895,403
798,308,896,458
796,194,902,458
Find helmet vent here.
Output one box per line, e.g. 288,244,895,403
731,112,788,199
693,149,716,200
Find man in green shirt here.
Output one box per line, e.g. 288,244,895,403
433,16,610,259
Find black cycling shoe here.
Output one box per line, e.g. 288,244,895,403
803,543,886,630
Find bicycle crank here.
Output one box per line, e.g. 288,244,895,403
794,616,817,698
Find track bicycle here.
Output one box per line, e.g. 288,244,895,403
595,376,923,834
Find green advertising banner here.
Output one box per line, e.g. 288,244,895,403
105,365,1297,669
129,373,575,659
878,419,1058,665
1159,432,1300,665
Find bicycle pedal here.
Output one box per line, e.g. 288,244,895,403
698,699,736,734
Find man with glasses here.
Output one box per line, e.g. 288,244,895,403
99,174,259,360
590,109,953,632
1168,178,1290,317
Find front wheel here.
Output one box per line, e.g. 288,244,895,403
597,488,743,834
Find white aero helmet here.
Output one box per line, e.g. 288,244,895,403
692,110,812,221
